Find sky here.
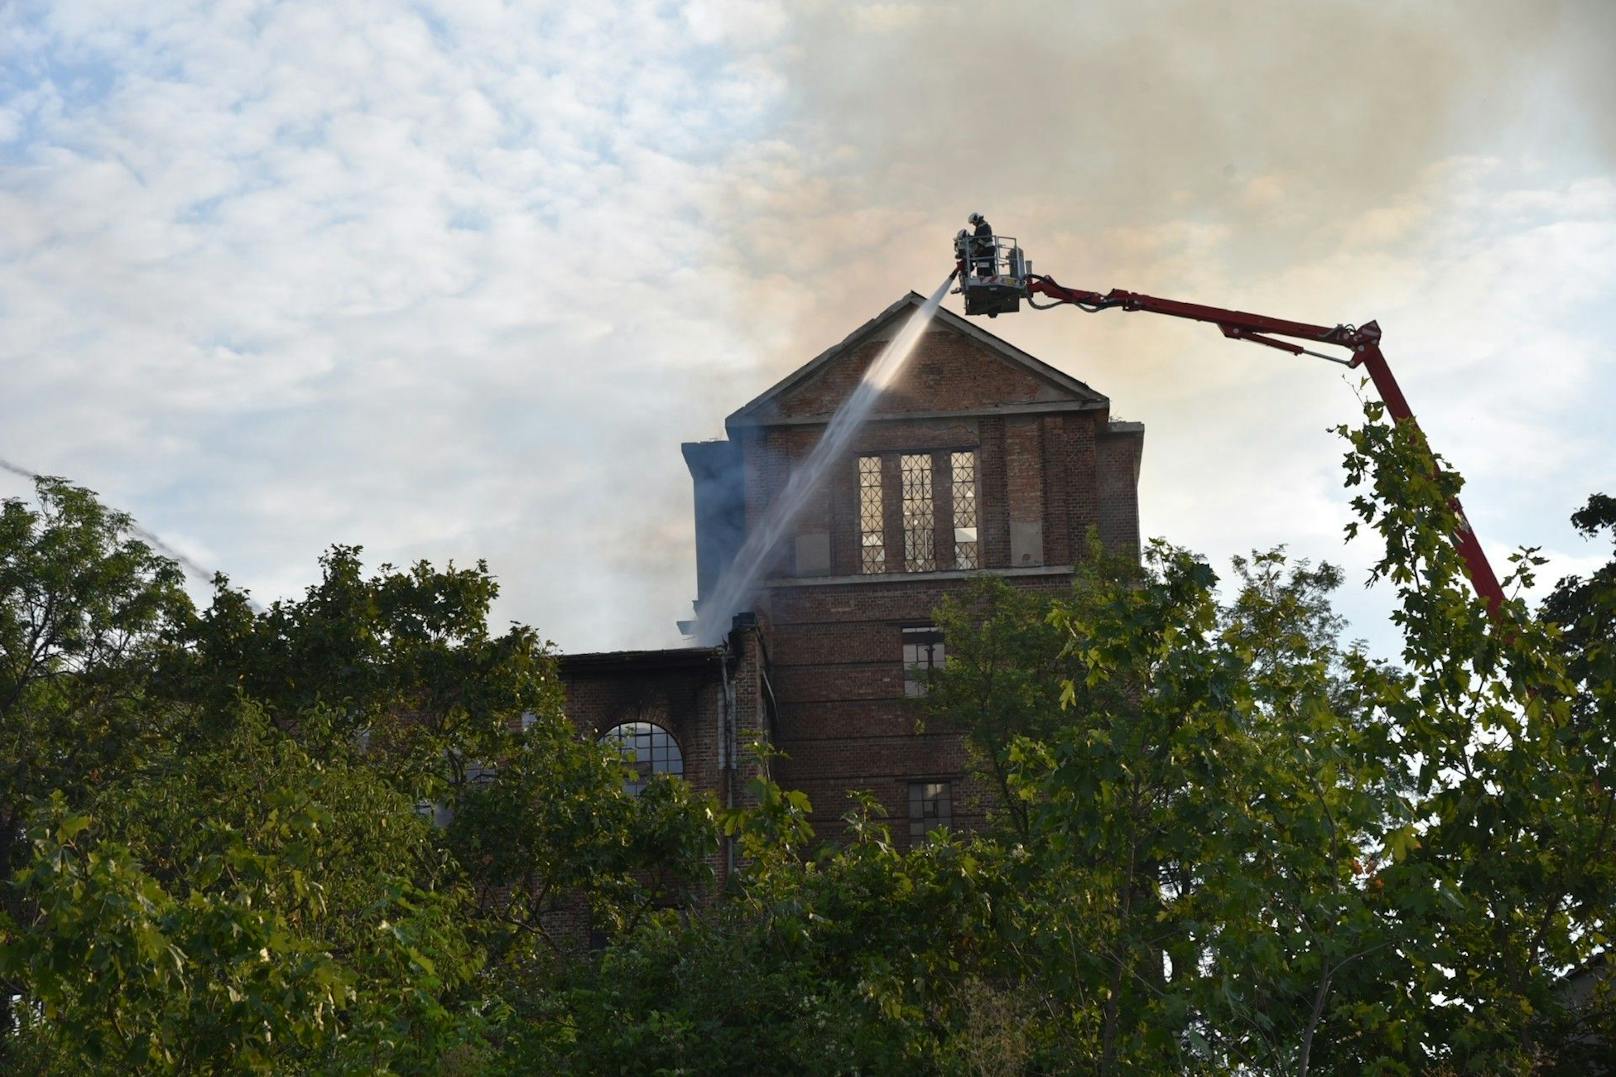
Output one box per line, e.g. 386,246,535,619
2,0,1613,657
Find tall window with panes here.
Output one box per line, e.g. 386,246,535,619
950,450,978,568
900,453,936,572
857,450,983,574
858,455,884,573
908,781,952,842
902,625,945,697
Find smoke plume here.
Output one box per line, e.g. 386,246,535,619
705,0,1613,380
681,0,1616,658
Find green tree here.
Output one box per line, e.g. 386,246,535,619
1541,492,1616,727
564,541,1403,1074
913,411,1616,1072
1535,492,1616,1058
2,712,484,1074
0,477,192,1043
157,546,553,807
448,715,718,960
973,541,1405,1073
553,778,1018,1075
160,542,720,962
3,480,721,1072
929,577,1072,839
9,426,1615,1073
1334,405,1616,1069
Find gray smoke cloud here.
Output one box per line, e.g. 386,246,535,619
703,0,1614,373
676,0,1616,657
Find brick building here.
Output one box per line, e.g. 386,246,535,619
560,292,1143,868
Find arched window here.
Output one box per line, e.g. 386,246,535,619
599,721,683,794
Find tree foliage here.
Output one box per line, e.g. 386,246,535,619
1338,410,1616,1067
1,476,716,1074
4,406,1615,1073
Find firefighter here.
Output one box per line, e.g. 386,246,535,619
967,212,994,276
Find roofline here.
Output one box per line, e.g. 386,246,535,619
727,399,1108,428
724,291,1109,432
726,293,917,427
681,437,739,474
558,646,726,674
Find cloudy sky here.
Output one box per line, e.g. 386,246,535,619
2,0,1613,656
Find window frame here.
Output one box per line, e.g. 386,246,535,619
908,780,953,842
858,453,886,574
900,452,936,572
950,449,979,569
902,624,946,698
599,720,684,795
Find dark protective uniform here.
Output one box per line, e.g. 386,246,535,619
971,217,994,275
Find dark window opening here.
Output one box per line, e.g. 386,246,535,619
909,781,952,842
902,625,946,697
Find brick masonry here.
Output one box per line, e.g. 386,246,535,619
561,294,1143,855
557,636,767,889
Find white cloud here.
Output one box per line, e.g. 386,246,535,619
0,0,788,647
1,0,1611,659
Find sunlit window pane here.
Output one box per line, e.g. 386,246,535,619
901,453,935,572
950,450,978,569
859,455,885,574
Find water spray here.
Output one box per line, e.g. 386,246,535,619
1,455,240,598
693,271,958,645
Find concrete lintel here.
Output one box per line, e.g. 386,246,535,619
763,564,1074,589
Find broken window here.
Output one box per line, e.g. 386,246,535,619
901,453,936,572
951,450,979,569
908,780,952,842
599,721,683,795
859,454,885,574
902,625,946,697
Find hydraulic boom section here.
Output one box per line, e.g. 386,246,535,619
950,217,1509,617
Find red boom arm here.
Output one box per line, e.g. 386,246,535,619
1023,274,1507,616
